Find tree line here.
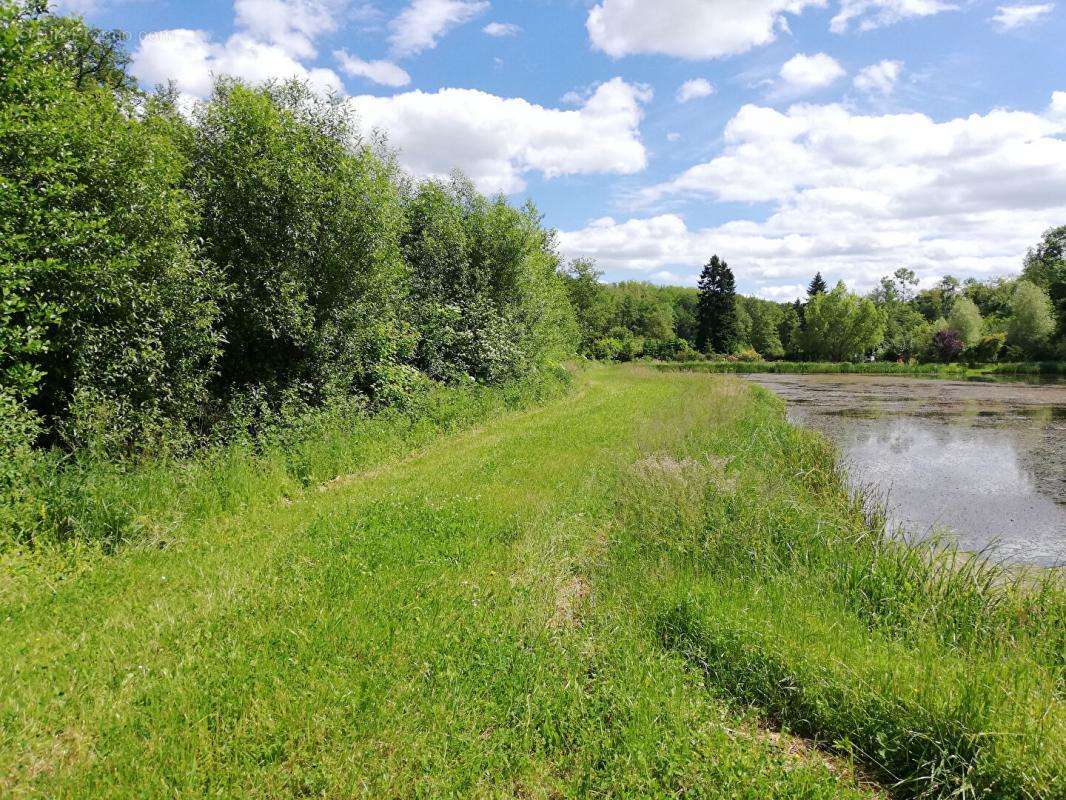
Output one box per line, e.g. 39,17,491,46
1,2,575,467
563,231,1066,365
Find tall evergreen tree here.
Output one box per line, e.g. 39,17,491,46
695,255,738,354
807,272,828,297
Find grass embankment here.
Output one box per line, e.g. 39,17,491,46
2,366,1062,798
656,360,1066,379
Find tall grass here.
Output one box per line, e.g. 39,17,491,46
614,378,1065,798
0,366,573,554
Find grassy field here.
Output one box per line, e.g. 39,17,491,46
2,365,1062,798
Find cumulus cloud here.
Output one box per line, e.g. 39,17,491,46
991,4,1055,29
483,22,521,37
561,96,1066,291
132,29,343,98
389,0,489,57
334,50,411,87
348,78,652,194
131,0,345,97
1052,91,1066,117
676,78,716,103
587,0,825,60
854,59,903,93
234,0,342,59
779,53,846,94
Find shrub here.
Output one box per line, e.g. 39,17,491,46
191,80,409,415
967,332,1006,363
932,329,964,362
403,178,575,381
1,4,222,452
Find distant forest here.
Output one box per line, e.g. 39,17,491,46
563,233,1066,365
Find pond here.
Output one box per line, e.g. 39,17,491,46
746,373,1066,566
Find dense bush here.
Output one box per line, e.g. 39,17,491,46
191,81,411,416
403,178,575,383
1,2,221,452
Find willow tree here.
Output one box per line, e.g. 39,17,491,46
798,282,885,361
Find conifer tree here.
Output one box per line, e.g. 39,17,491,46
808,272,828,297
696,255,738,354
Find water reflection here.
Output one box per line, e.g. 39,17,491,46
747,374,1066,566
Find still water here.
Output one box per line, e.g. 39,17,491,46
746,374,1066,566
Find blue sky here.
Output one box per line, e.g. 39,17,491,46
63,1,1066,298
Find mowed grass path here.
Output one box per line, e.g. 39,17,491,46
2,367,873,798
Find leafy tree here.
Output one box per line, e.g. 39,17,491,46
745,300,784,359
932,329,964,362
192,80,409,408
962,276,1015,322
1,2,221,450
403,176,574,381
871,268,918,305
915,276,961,322
947,297,983,350
561,259,612,354
880,304,929,361
798,282,885,361
807,272,828,297
1022,226,1066,342
1006,280,1055,357
696,255,738,354
778,302,801,357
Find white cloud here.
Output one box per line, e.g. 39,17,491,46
349,78,652,194
1052,91,1066,117
854,59,903,93
562,96,1066,291
677,78,716,103
779,53,846,94
756,284,808,301
991,4,1055,29
131,1,346,97
389,0,489,57
587,0,826,60
667,132,682,142
831,0,957,32
233,0,343,59
483,22,521,37
334,50,411,87
132,29,343,98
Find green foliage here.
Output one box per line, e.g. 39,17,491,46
968,332,1006,363
403,178,575,382
191,81,408,411
1,2,221,451
741,298,785,358
1023,225,1066,342
946,296,983,349
696,255,739,354
798,282,885,361
1007,280,1055,356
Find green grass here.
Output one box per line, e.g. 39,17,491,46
655,360,1066,379
2,365,1062,798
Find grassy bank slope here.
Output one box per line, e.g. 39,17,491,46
2,366,1061,798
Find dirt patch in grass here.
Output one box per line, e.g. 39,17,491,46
549,576,590,630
